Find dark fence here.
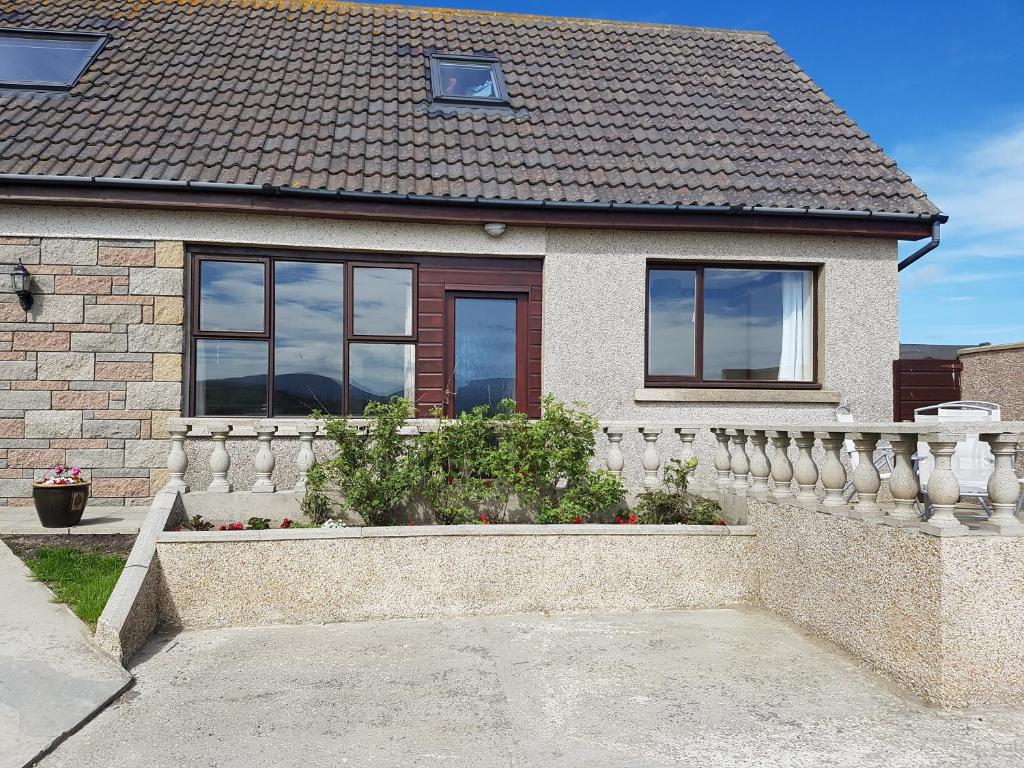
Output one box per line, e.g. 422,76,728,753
892,359,962,421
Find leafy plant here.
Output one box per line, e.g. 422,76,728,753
246,517,271,530
180,514,214,531
302,397,420,526
634,457,725,525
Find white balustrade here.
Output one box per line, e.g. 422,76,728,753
978,433,1024,535
639,427,662,488
252,424,277,493
881,434,920,527
766,430,794,499
165,424,191,493
728,430,750,495
294,426,318,493
747,429,771,499
791,431,819,505
919,434,970,536
603,425,625,476
711,428,733,493
817,430,849,512
849,432,882,520
207,424,233,493
675,428,697,464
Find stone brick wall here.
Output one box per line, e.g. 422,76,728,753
0,237,184,506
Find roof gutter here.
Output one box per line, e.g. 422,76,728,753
897,219,942,271
0,174,948,230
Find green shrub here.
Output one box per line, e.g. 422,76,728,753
302,397,420,526
634,457,725,525
302,394,624,525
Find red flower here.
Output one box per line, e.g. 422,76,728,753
227,522,243,531
615,516,624,525
218,525,227,531
627,513,638,525
572,516,583,524
479,513,490,525
280,518,292,528
713,519,727,526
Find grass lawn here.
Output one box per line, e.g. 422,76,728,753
23,547,126,627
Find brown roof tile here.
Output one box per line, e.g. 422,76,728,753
0,0,938,215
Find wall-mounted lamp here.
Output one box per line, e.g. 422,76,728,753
11,260,33,311
483,222,506,238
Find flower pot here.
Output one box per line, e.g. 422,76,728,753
32,482,90,528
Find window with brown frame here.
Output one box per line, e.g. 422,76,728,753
189,254,417,417
646,264,818,387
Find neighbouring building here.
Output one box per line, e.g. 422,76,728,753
959,342,1024,420
0,0,943,503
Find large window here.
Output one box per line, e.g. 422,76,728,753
428,53,509,107
190,255,415,416
646,265,816,386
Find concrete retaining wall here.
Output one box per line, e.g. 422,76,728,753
749,496,1024,708
153,525,759,629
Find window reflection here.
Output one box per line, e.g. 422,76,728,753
274,262,345,416
199,260,265,332
195,339,268,416
455,298,516,414
647,270,696,376
348,343,415,415
703,269,812,381
352,267,413,336
0,33,101,86
437,60,499,99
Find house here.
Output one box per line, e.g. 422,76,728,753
0,0,943,504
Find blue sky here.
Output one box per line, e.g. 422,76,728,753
378,0,1024,345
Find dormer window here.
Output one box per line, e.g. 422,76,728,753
0,29,107,90
429,53,509,106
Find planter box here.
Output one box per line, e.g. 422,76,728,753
154,524,758,629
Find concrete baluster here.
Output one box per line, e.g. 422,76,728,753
675,428,697,465
252,424,277,493
766,430,794,499
817,431,849,512
791,431,819,506
639,427,662,488
604,425,625,476
919,433,969,536
849,432,882,520
881,433,920,527
728,429,749,495
207,423,233,493
747,429,771,499
977,433,1024,535
711,428,733,493
294,426,318,493
165,423,191,493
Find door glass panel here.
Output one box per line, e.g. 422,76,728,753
454,297,517,415
273,261,345,416
348,343,415,416
647,269,696,376
198,260,265,332
195,339,268,416
352,267,413,336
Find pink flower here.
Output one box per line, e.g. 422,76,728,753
70,467,81,476
54,464,64,474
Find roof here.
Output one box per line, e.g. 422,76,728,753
0,0,940,217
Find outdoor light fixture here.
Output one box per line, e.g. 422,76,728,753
483,222,506,238
11,260,33,311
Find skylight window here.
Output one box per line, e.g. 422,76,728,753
0,29,107,89
429,53,509,106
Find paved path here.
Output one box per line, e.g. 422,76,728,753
0,541,132,768
0,505,148,535
39,608,1024,767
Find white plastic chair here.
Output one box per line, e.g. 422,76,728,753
913,401,1000,513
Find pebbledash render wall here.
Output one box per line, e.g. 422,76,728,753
959,341,1024,420
0,204,899,501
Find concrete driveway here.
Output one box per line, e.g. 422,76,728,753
40,608,1024,767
